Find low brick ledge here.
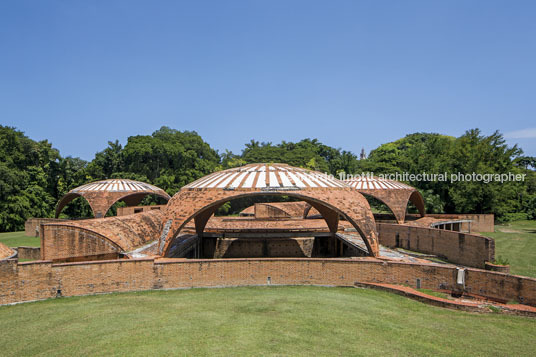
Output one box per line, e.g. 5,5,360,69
355,282,536,317
3,258,535,309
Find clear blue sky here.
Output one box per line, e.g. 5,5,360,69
1,0,535,160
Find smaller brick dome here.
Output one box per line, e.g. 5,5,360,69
56,179,170,218
344,176,425,223
71,179,165,193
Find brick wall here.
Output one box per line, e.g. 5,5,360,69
41,225,121,261
25,218,70,237
253,202,309,219
16,247,41,261
1,257,534,307
40,210,164,261
465,269,536,305
376,223,494,268
117,205,166,216
427,214,495,232
204,237,315,258
254,204,290,219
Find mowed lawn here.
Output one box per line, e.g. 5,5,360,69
482,220,536,278
1,286,535,356
0,231,40,248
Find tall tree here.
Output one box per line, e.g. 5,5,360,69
0,126,60,231
121,126,220,194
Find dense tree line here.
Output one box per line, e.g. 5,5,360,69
0,125,534,231
358,130,536,221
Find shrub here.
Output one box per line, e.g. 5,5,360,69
493,256,510,266
497,212,528,224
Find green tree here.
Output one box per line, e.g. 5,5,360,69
0,126,60,231
240,138,359,175
121,126,220,194
361,129,533,220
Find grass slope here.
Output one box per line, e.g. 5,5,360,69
1,286,535,356
482,220,536,278
0,231,40,248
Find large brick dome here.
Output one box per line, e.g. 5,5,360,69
159,163,380,257
183,163,347,190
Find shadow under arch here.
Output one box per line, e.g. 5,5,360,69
408,191,426,217
55,193,94,218
358,190,425,224
160,190,379,257
302,190,425,224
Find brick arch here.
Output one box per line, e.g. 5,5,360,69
159,189,379,257
55,191,170,218
302,190,426,224
55,193,93,218
303,203,321,218
358,190,425,224
409,191,426,217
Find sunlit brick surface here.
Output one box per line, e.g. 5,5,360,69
41,210,164,261
160,164,379,257
1,258,535,307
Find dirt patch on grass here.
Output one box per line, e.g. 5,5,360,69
497,228,522,233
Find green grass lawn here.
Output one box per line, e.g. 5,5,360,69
0,231,40,248
481,220,536,278
0,286,535,356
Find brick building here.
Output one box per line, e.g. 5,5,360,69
4,163,525,309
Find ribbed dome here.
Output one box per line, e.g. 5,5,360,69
345,176,414,190
56,179,171,218
183,164,347,190
163,163,380,257
70,179,164,194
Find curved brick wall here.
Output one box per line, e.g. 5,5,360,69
376,223,494,268
41,210,164,261
41,225,122,261
427,214,495,233
1,258,534,307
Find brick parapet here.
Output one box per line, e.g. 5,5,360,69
426,214,495,232
1,257,534,307
16,247,41,260
376,222,494,268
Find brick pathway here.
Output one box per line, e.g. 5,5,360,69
355,282,536,317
